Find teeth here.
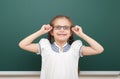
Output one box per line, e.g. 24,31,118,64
58,34,65,35
58,34,66,35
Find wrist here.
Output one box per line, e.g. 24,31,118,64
78,32,86,38
34,30,44,37
37,29,45,34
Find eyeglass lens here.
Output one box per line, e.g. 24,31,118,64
54,26,71,30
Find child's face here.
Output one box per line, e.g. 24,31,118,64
50,18,72,43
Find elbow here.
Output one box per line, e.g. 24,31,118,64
97,47,104,54
18,42,25,49
18,42,22,49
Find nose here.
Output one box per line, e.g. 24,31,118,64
60,27,64,30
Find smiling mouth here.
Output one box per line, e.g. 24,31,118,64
57,34,67,36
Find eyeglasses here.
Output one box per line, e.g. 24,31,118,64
53,26,71,30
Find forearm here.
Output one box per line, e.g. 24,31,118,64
79,33,104,53
19,30,43,47
19,24,52,53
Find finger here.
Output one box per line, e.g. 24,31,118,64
48,26,53,31
73,26,79,31
44,24,50,30
46,25,53,31
43,25,47,30
47,24,52,29
71,27,76,31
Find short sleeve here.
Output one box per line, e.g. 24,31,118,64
71,40,83,57
79,45,84,57
36,38,50,55
36,43,41,55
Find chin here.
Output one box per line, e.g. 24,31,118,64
58,38,68,42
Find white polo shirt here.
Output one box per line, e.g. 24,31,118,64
37,38,83,79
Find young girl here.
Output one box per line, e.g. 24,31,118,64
19,15,104,79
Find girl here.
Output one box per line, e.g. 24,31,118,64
19,15,104,79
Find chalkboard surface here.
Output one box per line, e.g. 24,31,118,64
0,0,120,71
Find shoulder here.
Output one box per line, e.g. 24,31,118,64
70,40,83,57
71,40,82,47
37,38,51,55
70,40,83,50
39,38,49,43
39,38,51,47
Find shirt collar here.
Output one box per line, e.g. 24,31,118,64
54,42,68,49
51,42,70,53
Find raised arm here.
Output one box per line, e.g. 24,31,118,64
72,25,104,56
19,24,52,53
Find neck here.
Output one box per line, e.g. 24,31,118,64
54,40,67,48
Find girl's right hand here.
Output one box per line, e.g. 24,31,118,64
39,24,53,34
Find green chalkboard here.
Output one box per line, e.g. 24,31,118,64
0,0,120,71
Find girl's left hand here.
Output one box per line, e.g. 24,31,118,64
72,25,84,36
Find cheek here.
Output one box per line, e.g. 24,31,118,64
50,30,57,36
50,30,54,36
68,31,72,36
